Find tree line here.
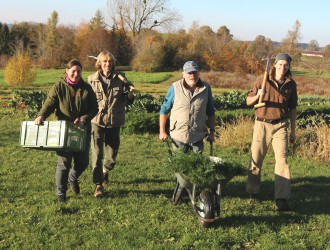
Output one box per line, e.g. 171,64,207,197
1,0,330,73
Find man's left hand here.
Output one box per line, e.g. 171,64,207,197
207,131,215,142
289,131,296,144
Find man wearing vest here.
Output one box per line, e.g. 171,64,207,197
159,60,216,150
159,61,216,201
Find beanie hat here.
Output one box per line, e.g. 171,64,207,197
275,53,292,65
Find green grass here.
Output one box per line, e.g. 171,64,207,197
1,108,329,249
0,68,330,249
292,69,330,78
0,69,174,86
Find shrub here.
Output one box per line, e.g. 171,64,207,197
216,116,254,153
4,53,37,85
164,149,244,188
122,112,159,134
295,119,330,161
131,43,165,72
213,90,248,110
11,90,47,118
127,93,163,113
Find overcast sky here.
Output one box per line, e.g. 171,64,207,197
1,0,329,47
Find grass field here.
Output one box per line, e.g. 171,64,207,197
1,109,329,249
0,70,329,249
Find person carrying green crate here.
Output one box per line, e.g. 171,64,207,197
35,59,98,203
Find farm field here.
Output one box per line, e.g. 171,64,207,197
0,69,329,249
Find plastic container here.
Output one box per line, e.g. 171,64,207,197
20,121,87,152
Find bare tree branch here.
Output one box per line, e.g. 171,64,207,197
106,0,181,36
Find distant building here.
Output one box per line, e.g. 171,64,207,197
301,51,324,57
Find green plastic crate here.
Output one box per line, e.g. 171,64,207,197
20,121,87,152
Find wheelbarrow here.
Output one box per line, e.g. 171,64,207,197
165,139,222,228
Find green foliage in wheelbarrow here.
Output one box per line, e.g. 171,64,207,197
164,149,245,188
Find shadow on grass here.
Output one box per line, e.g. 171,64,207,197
56,207,80,215
111,178,172,185
223,176,330,215
214,213,307,228
104,175,330,217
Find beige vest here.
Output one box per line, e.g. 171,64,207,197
170,79,209,143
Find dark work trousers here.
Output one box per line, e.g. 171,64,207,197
55,132,91,196
91,124,120,185
171,138,204,153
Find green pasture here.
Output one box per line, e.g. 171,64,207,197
0,108,329,249
0,69,177,86
0,66,330,249
293,55,330,78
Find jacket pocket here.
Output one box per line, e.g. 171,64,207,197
95,91,103,100
170,120,177,132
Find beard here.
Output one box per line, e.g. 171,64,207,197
185,78,199,87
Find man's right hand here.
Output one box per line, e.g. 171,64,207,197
159,131,168,141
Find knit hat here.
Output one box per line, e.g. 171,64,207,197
275,53,292,65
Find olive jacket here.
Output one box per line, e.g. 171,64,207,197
38,77,98,124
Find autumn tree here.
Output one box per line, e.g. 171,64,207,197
114,29,133,65
45,11,59,66
106,0,181,37
194,25,237,71
323,44,330,56
217,26,233,42
4,52,36,85
79,28,117,69
131,30,164,72
243,35,274,74
280,20,302,61
73,22,93,58
54,25,76,66
9,22,38,56
90,9,107,29
231,41,251,73
199,25,214,36
0,23,11,55
308,40,320,51
184,22,209,67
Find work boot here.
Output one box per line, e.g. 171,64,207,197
249,193,260,202
94,184,104,198
69,179,80,195
275,198,290,211
58,194,67,203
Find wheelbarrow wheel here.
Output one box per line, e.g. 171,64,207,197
172,180,183,205
196,190,215,228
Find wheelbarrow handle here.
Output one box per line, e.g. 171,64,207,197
210,140,213,156
164,138,173,157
